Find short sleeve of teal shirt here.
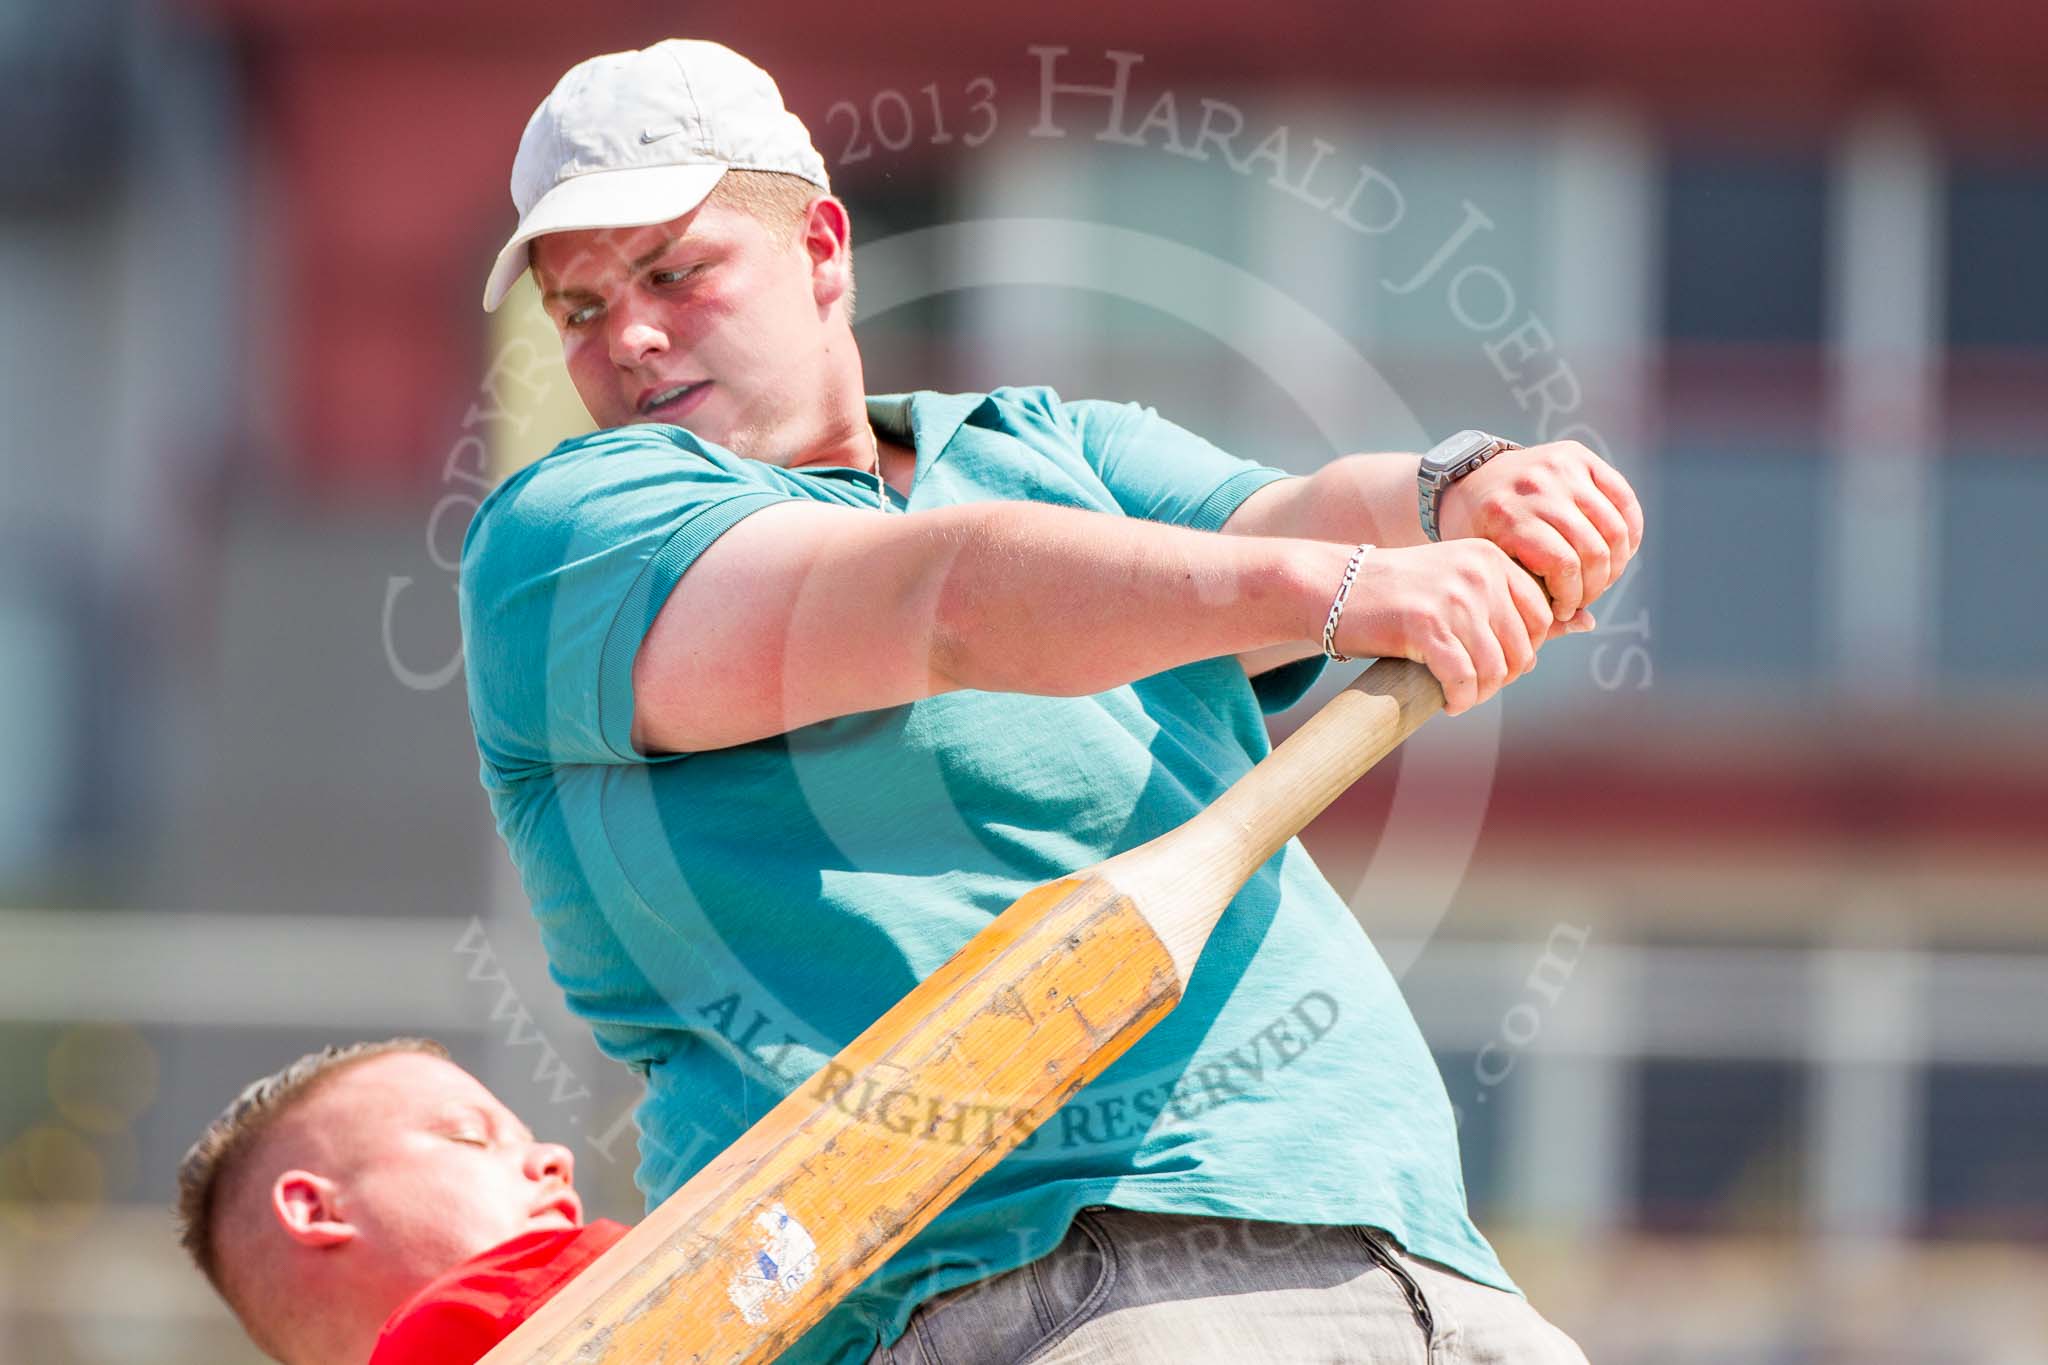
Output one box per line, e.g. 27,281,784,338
1042,390,1325,713
458,425,792,776
1058,395,1296,531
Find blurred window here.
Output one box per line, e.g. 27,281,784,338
1653,149,1830,690
1936,452,2048,682
1632,1058,1806,1233
0,1,131,207
1646,443,1826,686
1944,158,2048,350
1358,127,1560,455
1081,143,1256,349
1366,130,1555,350
1920,1063,2048,1239
0,587,73,881
1938,156,2048,688
1662,149,1828,345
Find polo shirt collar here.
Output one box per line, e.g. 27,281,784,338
867,391,985,464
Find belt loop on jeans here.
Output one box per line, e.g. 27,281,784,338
1356,1227,1437,1342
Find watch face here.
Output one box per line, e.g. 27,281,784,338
1423,430,1495,479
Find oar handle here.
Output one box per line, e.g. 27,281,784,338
1205,657,1444,877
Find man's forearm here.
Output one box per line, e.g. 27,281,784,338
1261,452,1429,549
921,501,1353,697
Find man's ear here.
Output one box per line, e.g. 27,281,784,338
802,195,854,312
272,1170,356,1250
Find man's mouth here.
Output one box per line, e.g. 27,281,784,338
638,381,710,418
531,1191,583,1226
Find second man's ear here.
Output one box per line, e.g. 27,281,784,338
272,1169,358,1250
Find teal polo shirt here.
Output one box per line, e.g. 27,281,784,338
458,386,1514,1364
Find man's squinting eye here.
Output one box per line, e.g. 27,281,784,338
558,265,696,330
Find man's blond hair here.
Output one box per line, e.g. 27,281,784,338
706,167,822,239
174,1037,451,1303
706,168,854,316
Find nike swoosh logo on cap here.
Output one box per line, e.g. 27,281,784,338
640,126,681,144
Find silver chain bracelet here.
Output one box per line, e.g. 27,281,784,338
1321,543,1374,662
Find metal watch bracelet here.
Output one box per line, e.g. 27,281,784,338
1418,429,1520,542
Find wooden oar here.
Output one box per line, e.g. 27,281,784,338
481,656,1443,1364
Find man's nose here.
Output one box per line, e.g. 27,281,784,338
526,1140,575,1185
608,302,668,368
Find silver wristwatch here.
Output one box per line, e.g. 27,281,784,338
1417,429,1520,542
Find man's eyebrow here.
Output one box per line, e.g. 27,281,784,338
629,236,681,271
540,236,681,306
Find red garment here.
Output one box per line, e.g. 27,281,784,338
367,1220,629,1365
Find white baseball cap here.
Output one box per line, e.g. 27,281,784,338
482,39,830,312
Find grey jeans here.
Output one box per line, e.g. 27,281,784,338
867,1207,1591,1364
